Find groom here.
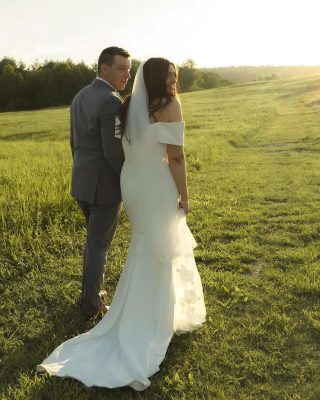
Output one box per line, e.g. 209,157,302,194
70,46,131,317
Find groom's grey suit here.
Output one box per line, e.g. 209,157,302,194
70,78,124,313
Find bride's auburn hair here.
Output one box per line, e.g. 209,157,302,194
143,57,178,116
119,58,178,135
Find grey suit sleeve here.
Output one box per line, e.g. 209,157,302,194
70,106,74,159
99,96,124,175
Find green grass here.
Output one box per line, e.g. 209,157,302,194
1,75,320,399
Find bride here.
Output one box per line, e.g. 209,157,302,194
37,57,206,391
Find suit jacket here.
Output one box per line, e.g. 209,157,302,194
70,78,124,205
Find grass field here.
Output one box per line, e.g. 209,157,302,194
0,74,320,400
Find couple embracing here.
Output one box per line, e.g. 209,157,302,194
37,46,206,391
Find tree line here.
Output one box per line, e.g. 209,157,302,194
0,57,229,112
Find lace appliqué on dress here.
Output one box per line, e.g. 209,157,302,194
172,210,206,334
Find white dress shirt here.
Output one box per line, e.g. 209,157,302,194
96,76,115,91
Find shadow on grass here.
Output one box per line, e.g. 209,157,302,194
0,303,86,393
1,300,193,400
0,131,58,142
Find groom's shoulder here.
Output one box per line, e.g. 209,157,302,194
97,86,123,107
89,80,121,100
72,83,93,100
71,81,122,107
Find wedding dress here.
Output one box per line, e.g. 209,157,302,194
37,63,206,391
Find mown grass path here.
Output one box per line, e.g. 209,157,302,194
1,75,320,399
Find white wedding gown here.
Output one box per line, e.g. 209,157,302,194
37,121,206,391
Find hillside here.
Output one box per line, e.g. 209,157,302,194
204,65,320,82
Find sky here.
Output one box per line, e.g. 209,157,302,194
1,0,319,68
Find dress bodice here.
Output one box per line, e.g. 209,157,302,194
122,121,185,166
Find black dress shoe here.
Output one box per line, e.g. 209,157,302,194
83,303,109,319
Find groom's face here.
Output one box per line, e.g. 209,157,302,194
101,55,131,91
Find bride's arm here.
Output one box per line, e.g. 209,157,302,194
165,100,189,214
168,145,188,213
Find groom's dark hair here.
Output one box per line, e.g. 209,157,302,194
98,47,130,71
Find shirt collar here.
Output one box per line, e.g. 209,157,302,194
96,76,115,91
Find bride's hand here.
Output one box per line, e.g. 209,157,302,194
179,201,189,215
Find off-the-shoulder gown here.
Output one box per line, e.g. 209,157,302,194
37,121,206,391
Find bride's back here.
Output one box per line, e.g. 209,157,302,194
122,98,183,169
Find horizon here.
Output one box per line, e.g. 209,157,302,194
2,54,320,70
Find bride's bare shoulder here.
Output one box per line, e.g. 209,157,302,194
166,98,183,122
154,97,183,123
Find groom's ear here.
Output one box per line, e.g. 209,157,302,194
100,63,110,76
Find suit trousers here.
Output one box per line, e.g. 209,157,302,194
76,199,121,312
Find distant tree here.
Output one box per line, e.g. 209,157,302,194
71,61,96,93
51,61,73,104
0,63,22,110
0,56,229,111
197,70,227,89
258,73,277,81
91,62,98,74
178,59,197,92
0,57,17,75
21,68,47,109
0,57,87,110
